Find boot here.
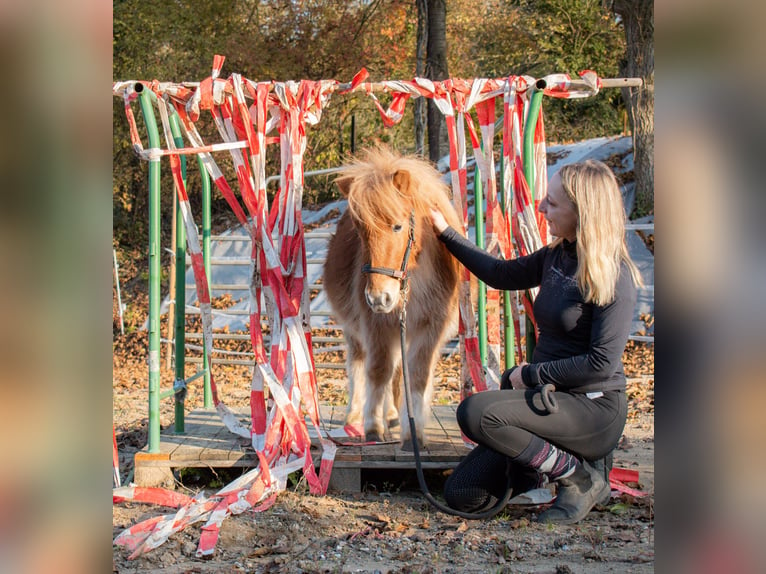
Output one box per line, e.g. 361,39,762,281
536,460,610,525
589,452,614,505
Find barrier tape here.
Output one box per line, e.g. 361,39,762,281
466,96,502,389
155,90,251,442
420,80,487,401
356,72,600,392
500,79,527,362
113,64,612,557
115,57,339,557
112,486,196,508
608,468,649,498
113,426,121,488
532,110,550,244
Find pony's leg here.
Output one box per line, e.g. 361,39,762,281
363,337,398,443
344,335,366,432
385,363,402,429
400,336,440,450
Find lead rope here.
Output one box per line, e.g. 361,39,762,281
397,227,514,521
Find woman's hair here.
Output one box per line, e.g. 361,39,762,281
554,160,644,305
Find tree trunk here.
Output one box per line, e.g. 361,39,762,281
426,0,448,163
614,0,654,216
414,0,428,156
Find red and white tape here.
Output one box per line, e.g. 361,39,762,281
115,57,339,557
113,64,610,557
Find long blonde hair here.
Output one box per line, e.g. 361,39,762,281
554,160,644,305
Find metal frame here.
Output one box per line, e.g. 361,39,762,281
128,76,651,453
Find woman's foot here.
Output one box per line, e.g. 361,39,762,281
536,461,610,524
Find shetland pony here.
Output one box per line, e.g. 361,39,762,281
323,148,463,448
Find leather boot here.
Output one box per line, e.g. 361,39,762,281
536,460,610,524
589,452,614,505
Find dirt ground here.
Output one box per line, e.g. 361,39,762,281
113,326,654,573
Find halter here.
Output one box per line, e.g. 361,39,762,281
361,210,416,285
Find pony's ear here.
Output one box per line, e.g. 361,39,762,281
392,170,411,195
335,176,352,197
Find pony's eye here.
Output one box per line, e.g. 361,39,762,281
392,223,404,233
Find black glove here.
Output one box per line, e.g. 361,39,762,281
500,366,519,390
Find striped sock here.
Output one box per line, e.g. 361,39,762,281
514,435,580,481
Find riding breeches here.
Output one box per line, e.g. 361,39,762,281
456,387,627,462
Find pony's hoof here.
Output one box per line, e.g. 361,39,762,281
365,431,384,443
400,438,426,452
387,418,400,429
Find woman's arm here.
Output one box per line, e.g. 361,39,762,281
435,224,547,291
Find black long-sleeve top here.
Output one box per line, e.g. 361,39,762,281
438,227,637,393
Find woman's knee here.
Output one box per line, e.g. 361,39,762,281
456,395,484,440
457,390,525,443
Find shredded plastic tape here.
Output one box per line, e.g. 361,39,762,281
113,61,610,557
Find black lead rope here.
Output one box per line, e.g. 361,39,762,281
398,290,514,520
362,210,514,519
390,214,513,520
540,383,559,414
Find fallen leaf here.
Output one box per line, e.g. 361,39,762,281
508,518,530,529
248,547,272,557
608,502,630,515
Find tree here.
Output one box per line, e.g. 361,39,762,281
413,0,428,156
425,0,448,163
112,0,242,246
612,0,654,215
446,0,627,142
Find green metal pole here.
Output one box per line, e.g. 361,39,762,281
137,84,162,453
523,87,545,204
522,85,545,362
472,162,487,366
498,153,515,369
198,156,213,408
169,111,187,433
503,290,515,368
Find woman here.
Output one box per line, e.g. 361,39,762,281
430,160,643,524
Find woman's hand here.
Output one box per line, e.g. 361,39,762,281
509,362,529,389
429,208,449,235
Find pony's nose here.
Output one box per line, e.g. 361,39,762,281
365,288,396,313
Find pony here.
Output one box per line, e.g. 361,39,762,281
323,147,464,449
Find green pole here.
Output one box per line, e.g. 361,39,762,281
503,289,515,368
472,162,487,366
198,156,213,408
523,86,545,204
498,152,515,369
137,84,162,453
169,111,187,433
522,85,545,362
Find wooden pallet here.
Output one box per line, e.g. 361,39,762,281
133,404,471,491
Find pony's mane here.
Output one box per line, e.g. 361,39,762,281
338,147,450,231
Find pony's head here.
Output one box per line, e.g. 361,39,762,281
335,147,452,314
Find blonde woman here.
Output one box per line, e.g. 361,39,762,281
430,160,643,524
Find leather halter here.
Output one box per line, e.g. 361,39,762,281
361,210,416,283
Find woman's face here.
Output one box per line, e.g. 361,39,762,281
539,173,578,242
